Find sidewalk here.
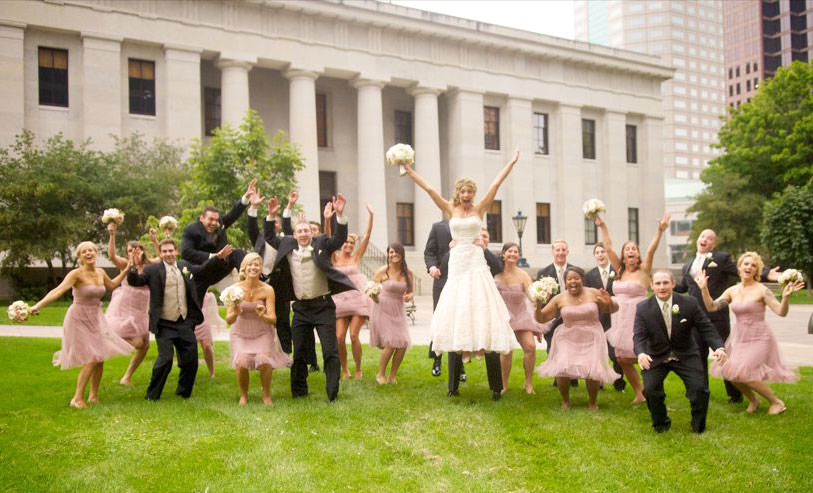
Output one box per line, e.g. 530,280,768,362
3,295,812,366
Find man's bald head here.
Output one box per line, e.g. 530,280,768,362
696,229,717,253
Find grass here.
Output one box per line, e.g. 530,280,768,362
0,337,811,492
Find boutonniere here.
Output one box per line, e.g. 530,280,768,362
671,304,680,315
182,267,190,276
608,271,616,279
705,252,718,268
680,318,688,324
307,246,314,253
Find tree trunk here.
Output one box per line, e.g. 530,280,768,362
44,258,55,289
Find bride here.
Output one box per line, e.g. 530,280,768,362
404,150,519,396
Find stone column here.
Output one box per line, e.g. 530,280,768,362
284,68,321,221
352,78,389,249
504,97,535,249
216,54,255,128
81,33,122,150
164,45,202,146
0,21,25,148
556,104,584,252
446,89,485,195
603,110,629,242
408,86,442,250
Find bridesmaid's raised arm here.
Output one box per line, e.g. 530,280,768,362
642,212,670,273
594,216,621,272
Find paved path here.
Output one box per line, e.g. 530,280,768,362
3,296,812,366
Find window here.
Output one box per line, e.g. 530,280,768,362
584,217,597,245
746,63,750,74
746,79,751,91
670,244,690,264
393,110,413,146
316,93,328,148
728,67,733,79
486,200,502,243
628,208,639,245
735,65,740,77
670,219,693,236
582,119,596,159
533,112,549,154
736,83,740,95
396,203,414,246
484,106,500,150
203,87,221,136
128,59,155,115
318,171,337,231
626,124,637,163
536,202,551,244
729,85,733,97
38,47,68,107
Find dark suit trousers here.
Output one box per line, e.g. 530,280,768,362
275,298,292,354
448,351,502,394
693,322,741,401
642,356,710,433
291,297,340,400
146,317,199,400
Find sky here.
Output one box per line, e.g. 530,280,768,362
388,0,576,40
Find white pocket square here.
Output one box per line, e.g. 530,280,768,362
680,319,687,323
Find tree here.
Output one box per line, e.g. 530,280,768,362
761,183,813,294
179,110,304,250
688,61,813,254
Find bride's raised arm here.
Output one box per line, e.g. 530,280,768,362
403,162,453,216
476,149,519,216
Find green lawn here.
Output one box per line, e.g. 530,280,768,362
0,338,811,492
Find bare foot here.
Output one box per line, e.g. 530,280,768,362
632,396,646,406
461,352,471,364
354,370,363,381
239,396,248,406
525,384,535,395
768,401,787,416
262,395,272,406
119,377,132,386
341,372,351,381
88,396,99,404
587,404,599,412
475,350,485,360
500,388,507,395
69,398,87,409
561,401,571,410
209,373,216,381
375,374,387,385
387,377,397,385
746,399,760,413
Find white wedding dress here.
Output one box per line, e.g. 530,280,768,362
430,215,514,354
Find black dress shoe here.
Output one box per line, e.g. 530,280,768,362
447,390,460,397
492,391,502,401
459,371,467,382
654,426,670,433
728,397,743,404
431,359,442,377
309,364,321,373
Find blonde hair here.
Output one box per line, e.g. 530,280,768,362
737,251,764,282
75,241,98,265
238,252,263,281
452,178,477,206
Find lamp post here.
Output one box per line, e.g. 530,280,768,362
512,210,529,268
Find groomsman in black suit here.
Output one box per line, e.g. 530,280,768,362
674,229,779,403
536,239,578,387
128,239,230,400
584,242,626,392
247,196,293,354
180,179,255,287
634,270,727,433
424,219,454,378
443,227,504,399
266,193,356,401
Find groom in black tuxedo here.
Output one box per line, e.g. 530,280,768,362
128,239,230,400
266,193,356,401
424,219,452,377
634,270,727,433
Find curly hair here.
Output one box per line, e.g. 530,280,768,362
451,178,477,206
737,251,764,282
238,252,263,281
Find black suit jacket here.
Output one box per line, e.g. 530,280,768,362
536,263,576,285
180,198,247,264
127,258,223,333
424,221,452,308
633,292,724,368
674,251,737,327
584,265,616,330
267,218,356,299
247,215,296,303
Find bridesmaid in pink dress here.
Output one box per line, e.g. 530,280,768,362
534,266,619,410
105,222,159,385
697,252,803,415
370,243,413,385
594,213,669,405
495,242,545,395
225,253,292,405
331,203,374,380
30,241,133,408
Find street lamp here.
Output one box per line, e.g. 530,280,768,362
512,210,529,268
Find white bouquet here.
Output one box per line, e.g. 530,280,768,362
158,215,178,234
529,277,559,305
219,285,245,307
364,280,382,301
777,269,803,288
101,208,125,225
7,300,31,323
582,198,606,219
385,143,415,176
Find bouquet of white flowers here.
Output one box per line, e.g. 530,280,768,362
101,208,125,225
219,286,245,307
582,198,606,219
777,269,803,288
158,215,178,234
364,280,382,302
7,300,31,323
385,143,415,176
529,277,559,305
